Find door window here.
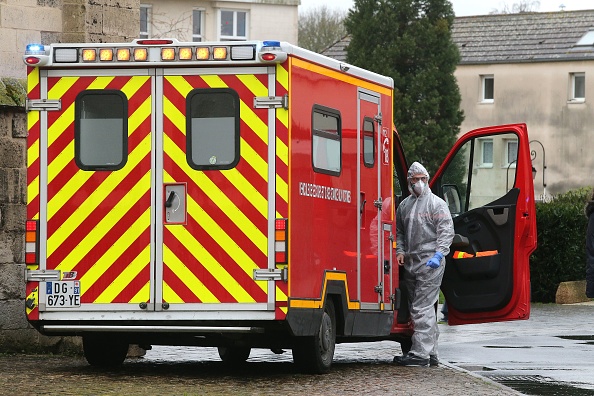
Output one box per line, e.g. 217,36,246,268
439,132,519,213
186,88,240,170
75,90,128,171
363,117,375,167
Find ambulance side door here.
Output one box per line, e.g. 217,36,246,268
431,124,537,325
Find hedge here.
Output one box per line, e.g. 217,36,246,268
529,187,592,302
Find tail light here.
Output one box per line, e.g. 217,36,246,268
275,218,288,264
25,220,39,264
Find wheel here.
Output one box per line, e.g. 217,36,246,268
82,335,128,367
217,346,251,364
292,299,336,374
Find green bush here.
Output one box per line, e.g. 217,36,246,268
529,187,592,302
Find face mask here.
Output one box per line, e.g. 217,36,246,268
412,180,425,196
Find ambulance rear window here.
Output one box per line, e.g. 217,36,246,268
312,105,341,176
186,88,240,170
75,91,128,171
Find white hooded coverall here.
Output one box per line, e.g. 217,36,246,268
396,162,454,359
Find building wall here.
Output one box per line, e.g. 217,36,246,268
145,0,298,43
455,60,594,198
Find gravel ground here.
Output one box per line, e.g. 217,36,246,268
0,351,521,396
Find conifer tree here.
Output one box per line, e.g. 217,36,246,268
345,0,464,175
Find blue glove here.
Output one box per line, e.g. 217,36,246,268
426,252,443,269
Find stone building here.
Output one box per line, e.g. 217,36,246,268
323,9,594,199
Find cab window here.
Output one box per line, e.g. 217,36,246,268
312,105,341,176
187,88,240,170
75,90,128,171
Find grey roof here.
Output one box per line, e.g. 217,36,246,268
322,9,594,64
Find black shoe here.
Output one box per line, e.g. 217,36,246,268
393,354,429,367
429,355,439,367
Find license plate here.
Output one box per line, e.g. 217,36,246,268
46,281,81,308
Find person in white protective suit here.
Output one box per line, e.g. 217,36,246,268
393,162,454,367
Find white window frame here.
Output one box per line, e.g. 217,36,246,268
504,139,518,168
570,72,585,102
481,75,494,103
140,4,151,39
219,9,248,41
479,138,493,168
193,9,205,42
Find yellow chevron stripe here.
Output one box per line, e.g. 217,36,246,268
47,76,79,100
276,107,288,128
167,224,257,303
165,75,194,98
130,281,150,304
48,134,151,255
163,245,219,303
47,103,74,147
163,97,268,186
276,64,288,91
162,282,184,304
78,206,150,295
198,74,269,145
186,195,267,289
162,150,267,255
94,243,150,303
276,173,288,202
27,176,39,208
27,67,39,93
276,286,287,301
276,136,288,166
27,137,39,167
121,76,151,99
129,95,152,135
236,74,268,97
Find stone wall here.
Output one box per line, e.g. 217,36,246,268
0,0,140,352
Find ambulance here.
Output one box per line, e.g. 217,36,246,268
22,39,537,373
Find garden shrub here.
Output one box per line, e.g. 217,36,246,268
529,187,592,302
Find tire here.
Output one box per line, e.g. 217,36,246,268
217,346,251,364
83,335,128,367
293,299,336,374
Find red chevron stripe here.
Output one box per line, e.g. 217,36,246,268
113,263,151,304
47,118,150,238
164,156,267,258
81,227,151,303
163,116,268,227
47,162,151,270
163,228,238,303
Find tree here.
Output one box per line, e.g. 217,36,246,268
489,1,541,14
345,0,463,176
298,6,347,53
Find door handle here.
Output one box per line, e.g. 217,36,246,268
360,199,367,216
165,191,176,208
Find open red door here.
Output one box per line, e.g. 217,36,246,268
431,124,537,325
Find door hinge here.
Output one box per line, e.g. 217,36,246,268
253,268,288,282
254,94,288,109
373,197,383,209
26,99,61,112
374,283,383,294
374,112,383,125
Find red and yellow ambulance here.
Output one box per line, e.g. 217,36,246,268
23,39,536,373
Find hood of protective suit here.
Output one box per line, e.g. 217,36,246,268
407,162,430,196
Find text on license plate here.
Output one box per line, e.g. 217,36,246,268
46,281,81,308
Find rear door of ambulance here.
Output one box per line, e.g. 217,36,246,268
36,64,283,320
431,124,537,325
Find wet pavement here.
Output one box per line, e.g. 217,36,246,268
439,302,594,395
